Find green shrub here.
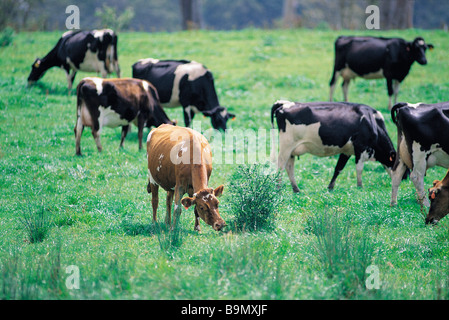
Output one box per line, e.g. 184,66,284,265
227,163,283,232
0,27,14,47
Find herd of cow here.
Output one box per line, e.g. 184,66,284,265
26,29,449,231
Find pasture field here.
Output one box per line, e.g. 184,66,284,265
1,28,449,300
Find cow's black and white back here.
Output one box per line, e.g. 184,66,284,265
132,58,235,130
329,36,434,109
271,100,396,192
28,29,120,90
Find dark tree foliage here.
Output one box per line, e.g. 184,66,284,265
0,0,447,32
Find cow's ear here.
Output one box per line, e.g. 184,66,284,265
389,151,396,163
227,112,236,120
181,197,195,209
202,110,213,117
214,185,224,197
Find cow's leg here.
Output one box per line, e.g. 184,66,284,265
173,185,185,228
393,80,400,106
137,120,144,151
115,61,121,78
328,154,350,190
285,156,300,193
66,69,76,92
74,115,84,156
342,79,350,102
90,119,102,152
410,160,430,207
166,190,174,225
390,159,407,206
91,129,102,152
355,151,370,188
148,182,159,222
277,144,299,192
329,70,340,101
120,125,129,148
183,107,195,128
194,207,201,232
386,78,394,109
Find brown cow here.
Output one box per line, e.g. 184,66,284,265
75,77,174,155
426,170,449,224
146,124,226,231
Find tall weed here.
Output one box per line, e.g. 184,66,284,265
309,208,375,298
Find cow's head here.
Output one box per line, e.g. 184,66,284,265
426,171,449,225
203,106,236,131
27,58,44,86
181,185,226,231
410,37,434,65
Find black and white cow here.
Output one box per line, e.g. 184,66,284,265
390,102,449,207
75,77,175,155
329,36,434,109
271,100,396,192
132,58,235,131
28,29,120,90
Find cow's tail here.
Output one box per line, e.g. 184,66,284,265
391,102,407,125
390,102,410,179
76,80,83,117
270,102,283,165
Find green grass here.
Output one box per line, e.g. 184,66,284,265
1,28,449,300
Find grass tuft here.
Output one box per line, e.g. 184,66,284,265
18,203,52,244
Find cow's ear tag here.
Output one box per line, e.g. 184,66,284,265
389,156,393,162
431,192,436,200
183,206,189,210
232,116,236,121
34,62,40,68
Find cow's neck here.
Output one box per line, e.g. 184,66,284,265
191,164,208,192
39,47,62,74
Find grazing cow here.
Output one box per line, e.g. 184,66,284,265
271,100,396,192
329,36,434,109
28,29,121,90
390,102,449,207
132,58,235,130
146,124,226,231
426,170,449,224
75,77,174,155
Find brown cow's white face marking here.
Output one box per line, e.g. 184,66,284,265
181,186,226,231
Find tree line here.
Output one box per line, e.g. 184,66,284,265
1,0,448,32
